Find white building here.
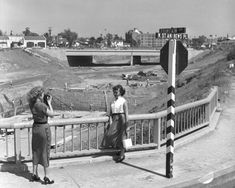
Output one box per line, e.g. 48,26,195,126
111,40,124,48
8,35,24,47
0,36,9,48
0,35,46,48
23,36,46,48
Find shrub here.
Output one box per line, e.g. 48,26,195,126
227,46,235,61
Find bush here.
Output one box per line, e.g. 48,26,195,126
227,46,235,61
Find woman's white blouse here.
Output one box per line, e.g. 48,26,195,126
111,96,126,114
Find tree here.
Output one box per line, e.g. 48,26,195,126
227,46,235,61
23,27,39,36
96,36,103,44
23,27,30,36
191,35,208,49
114,34,123,41
58,29,78,47
43,32,53,46
88,37,96,47
0,30,3,36
43,28,53,47
106,33,113,47
198,35,207,45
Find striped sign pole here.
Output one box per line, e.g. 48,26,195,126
166,39,176,178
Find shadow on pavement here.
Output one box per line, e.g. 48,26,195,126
1,156,32,182
120,161,166,178
91,150,121,162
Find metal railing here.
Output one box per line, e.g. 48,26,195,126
0,87,218,164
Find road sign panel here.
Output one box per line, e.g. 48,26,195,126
160,40,188,75
159,27,186,34
176,27,186,33
156,33,188,39
160,41,169,74
176,41,188,75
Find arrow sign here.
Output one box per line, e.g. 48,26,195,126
160,40,188,75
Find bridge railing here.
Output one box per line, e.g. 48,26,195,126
0,87,218,164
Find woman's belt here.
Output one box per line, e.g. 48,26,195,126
34,121,48,124
112,113,124,116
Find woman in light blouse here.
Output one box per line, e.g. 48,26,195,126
102,84,129,162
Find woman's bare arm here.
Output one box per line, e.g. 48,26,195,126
123,100,129,123
46,96,60,117
46,108,60,117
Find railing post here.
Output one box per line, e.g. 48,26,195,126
5,128,9,157
216,86,219,108
130,51,133,66
14,128,21,164
64,82,68,91
153,118,161,149
103,90,108,113
205,102,211,125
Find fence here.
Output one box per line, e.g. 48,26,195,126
48,86,157,112
0,86,218,164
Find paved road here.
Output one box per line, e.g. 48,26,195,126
0,79,235,188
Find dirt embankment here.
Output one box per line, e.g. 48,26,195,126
0,47,233,117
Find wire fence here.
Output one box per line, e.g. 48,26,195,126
0,84,158,117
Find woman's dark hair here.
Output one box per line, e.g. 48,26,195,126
113,84,125,96
27,86,45,109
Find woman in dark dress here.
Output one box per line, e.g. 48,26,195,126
102,84,129,162
27,86,59,184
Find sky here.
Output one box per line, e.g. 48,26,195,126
0,0,235,38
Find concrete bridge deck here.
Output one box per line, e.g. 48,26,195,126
1,79,235,188
65,49,161,66
65,49,160,56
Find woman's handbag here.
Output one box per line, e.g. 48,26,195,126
122,138,132,149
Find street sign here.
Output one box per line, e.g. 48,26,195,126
160,40,188,75
176,41,188,75
156,33,188,39
157,27,187,39
160,41,169,74
159,27,186,34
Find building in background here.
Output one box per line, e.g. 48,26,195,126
0,35,24,48
125,28,142,48
0,36,9,48
217,38,235,48
139,33,168,49
23,36,46,48
0,35,46,49
126,27,188,49
139,33,156,48
8,35,24,48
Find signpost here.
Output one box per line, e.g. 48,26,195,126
159,28,188,178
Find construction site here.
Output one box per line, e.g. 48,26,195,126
0,46,234,122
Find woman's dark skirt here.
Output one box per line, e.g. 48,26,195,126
101,113,127,149
32,123,51,167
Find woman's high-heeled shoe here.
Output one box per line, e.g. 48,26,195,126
116,150,121,156
116,154,125,163
43,177,54,184
30,174,40,182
